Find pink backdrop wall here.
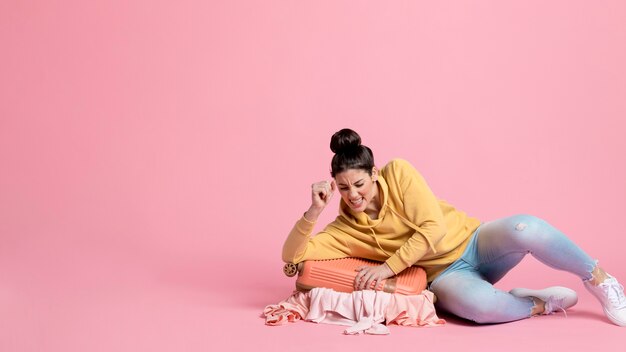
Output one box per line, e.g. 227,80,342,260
1,1,625,351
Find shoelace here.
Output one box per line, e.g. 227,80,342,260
544,296,568,317
603,278,626,309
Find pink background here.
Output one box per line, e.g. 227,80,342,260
1,1,625,351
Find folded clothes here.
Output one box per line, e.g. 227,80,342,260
263,288,444,335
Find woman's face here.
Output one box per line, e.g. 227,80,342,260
334,168,379,213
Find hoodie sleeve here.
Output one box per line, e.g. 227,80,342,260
282,216,352,264
383,159,447,274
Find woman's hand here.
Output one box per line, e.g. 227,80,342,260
354,263,395,291
304,180,336,222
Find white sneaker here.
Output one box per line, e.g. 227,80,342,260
584,275,626,326
509,286,578,315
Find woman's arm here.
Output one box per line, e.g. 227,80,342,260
281,215,352,263
281,214,316,263
282,180,350,263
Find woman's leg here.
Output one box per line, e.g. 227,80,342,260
431,214,596,324
477,214,626,326
430,268,535,324
474,214,596,282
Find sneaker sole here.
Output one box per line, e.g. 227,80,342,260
603,307,626,327
585,282,626,326
584,282,626,326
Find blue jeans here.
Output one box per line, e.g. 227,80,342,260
429,214,597,324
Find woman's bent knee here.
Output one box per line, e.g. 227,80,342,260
507,214,550,232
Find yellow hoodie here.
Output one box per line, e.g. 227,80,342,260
282,159,481,282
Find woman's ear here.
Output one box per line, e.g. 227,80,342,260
371,167,379,181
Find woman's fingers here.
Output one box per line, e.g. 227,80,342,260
354,271,362,289
312,181,334,204
354,268,365,289
355,267,376,290
324,180,335,202
365,276,378,290
364,269,381,290
354,266,367,289
354,265,394,291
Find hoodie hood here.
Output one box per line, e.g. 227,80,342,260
338,174,438,254
338,175,389,228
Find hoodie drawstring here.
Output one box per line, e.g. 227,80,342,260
385,205,438,254
368,227,393,257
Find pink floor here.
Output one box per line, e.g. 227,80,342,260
2,235,624,351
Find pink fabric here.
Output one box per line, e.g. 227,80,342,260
263,290,310,326
263,288,445,335
386,290,446,327
307,288,391,335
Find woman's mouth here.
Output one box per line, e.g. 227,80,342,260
350,197,364,207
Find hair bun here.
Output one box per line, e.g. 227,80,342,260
330,128,362,154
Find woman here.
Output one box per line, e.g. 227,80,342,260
282,128,626,325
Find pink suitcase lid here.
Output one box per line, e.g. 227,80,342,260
284,258,426,295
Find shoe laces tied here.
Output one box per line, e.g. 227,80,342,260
544,296,568,317
603,278,626,309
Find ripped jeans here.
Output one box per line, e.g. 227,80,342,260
429,214,597,324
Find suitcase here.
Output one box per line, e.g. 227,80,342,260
283,258,427,295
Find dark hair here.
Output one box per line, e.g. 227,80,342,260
330,128,375,177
